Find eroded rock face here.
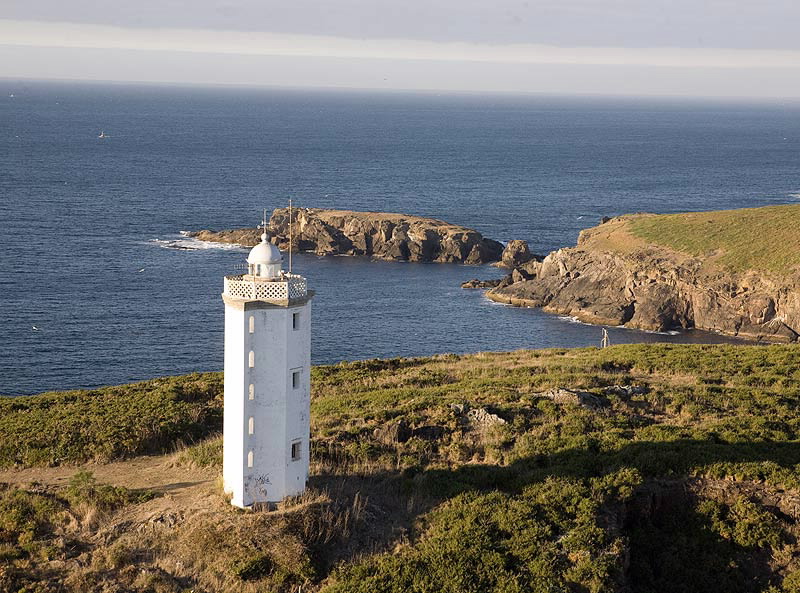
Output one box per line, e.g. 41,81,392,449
190,208,504,264
487,218,800,342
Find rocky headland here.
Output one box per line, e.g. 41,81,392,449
486,205,800,342
190,208,504,264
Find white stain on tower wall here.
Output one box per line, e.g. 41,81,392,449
221,224,313,508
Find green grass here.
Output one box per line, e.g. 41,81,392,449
308,345,800,593
176,434,223,467
0,372,223,467
324,471,639,593
0,473,156,592
626,204,800,276
64,470,156,510
6,344,800,592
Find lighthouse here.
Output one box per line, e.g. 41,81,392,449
222,215,313,508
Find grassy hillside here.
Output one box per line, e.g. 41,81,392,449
626,203,800,276
4,344,800,592
0,373,223,467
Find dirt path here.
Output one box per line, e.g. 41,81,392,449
0,455,225,522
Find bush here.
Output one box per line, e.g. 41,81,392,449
65,471,155,511
0,373,223,467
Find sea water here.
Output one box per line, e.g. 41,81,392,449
2,80,799,395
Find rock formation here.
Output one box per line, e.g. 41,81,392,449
461,278,503,289
487,214,800,342
538,388,608,409
190,208,504,264
498,239,536,269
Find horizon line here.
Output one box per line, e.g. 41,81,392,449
5,75,800,104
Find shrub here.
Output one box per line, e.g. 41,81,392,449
65,471,155,511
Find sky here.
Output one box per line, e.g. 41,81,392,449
2,0,800,98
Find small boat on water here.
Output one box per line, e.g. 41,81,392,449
98,131,108,139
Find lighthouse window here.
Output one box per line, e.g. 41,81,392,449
291,440,301,461
249,316,255,333
247,450,254,468
248,351,255,368
292,312,299,330
292,369,301,389
248,383,254,400
248,417,255,435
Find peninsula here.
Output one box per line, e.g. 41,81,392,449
190,207,504,264
488,204,800,342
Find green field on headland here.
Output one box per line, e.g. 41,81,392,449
4,344,800,592
628,203,800,276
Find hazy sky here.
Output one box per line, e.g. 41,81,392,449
3,1,800,97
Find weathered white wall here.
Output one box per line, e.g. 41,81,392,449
222,304,246,507
223,297,312,507
284,302,312,496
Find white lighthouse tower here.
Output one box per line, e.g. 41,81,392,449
222,214,313,508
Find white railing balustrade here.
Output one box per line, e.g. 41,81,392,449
223,274,308,302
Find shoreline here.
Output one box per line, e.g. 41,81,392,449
485,206,800,344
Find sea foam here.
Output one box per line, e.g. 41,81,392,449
149,233,246,252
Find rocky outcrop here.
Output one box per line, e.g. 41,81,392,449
466,407,507,428
461,278,503,289
190,208,504,264
487,215,800,342
538,388,608,409
498,239,536,269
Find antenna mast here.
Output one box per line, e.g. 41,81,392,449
288,198,293,274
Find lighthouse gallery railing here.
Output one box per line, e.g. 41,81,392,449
223,274,307,301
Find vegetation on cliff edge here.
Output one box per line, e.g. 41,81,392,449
627,203,800,275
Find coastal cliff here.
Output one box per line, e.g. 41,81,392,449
190,208,504,264
488,205,800,342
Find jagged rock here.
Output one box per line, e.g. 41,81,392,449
538,388,607,409
496,275,514,289
373,419,411,444
466,407,507,427
486,214,800,342
450,402,507,428
499,240,534,269
461,278,503,289
191,208,505,264
511,268,533,283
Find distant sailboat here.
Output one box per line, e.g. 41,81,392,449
98,131,108,139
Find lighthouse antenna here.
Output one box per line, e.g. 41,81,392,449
288,198,293,274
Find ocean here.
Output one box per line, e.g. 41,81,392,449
2,80,800,395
